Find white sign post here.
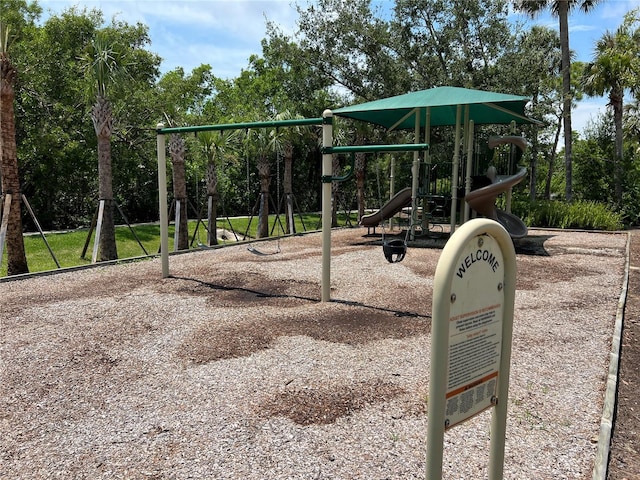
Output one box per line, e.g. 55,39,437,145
426,218,516,480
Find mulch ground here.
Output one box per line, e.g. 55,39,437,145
608,229,640,480
2,227,639,477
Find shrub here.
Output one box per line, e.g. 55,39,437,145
512,199,623,231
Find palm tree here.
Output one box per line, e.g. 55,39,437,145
168,131,189,250
0,22,28,275
583,10,640,206
197,129,238,246
80,32,129,261
270,111,305,234
354,137,367,223
254,129,273,239
515,0,601,203
544,61,586,200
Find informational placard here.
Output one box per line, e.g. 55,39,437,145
444,235,504,429
426,218,516,480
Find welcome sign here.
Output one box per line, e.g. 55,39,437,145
426,219,516,480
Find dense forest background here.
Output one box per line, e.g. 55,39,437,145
2,0,640,234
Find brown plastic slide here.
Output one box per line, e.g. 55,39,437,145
488,135,528,151
360,187,412,227
465,167,528,238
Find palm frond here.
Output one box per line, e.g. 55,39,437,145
80,32,130,99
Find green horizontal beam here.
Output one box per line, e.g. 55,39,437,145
322,143,429,154
157,117,325,134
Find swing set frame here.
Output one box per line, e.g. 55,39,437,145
156,111,428,302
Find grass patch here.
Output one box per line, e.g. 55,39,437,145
1,213,355,277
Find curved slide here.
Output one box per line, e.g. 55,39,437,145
360,187,412,228
488,135,528,151
465,167,528,239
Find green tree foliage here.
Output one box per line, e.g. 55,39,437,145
574,109,640,225
261,24,336,117
300,0,408,99
573,113,615,204
391,0,512,90
625,99,640,160
157,65,214,121
11,6,161,232
295,0,514,99
583,8,640,206
514,0,602,204
497,25,562,200
7,0,640,240
13,7,100,229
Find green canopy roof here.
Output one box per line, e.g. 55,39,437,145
333,86,538,130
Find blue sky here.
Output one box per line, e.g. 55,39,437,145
38,0,639,133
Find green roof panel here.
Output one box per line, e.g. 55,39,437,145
333,86,539,129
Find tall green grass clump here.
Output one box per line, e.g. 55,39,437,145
515,200,623,231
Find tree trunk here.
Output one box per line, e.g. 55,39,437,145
98,197,117,262
612,88,624,206
559,2,573,203
170,133,189,250
529,93,540,202
529,132,538,202
257,156,270,238
205,157,219,246
207,194,218,245
92,96,117,261
331,155,340,227
283,143,295,234
0,56,28,275
355,152,366,221
545,115,563,200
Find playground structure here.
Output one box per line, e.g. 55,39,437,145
358,134,530,239
334,87,538,240
464,135,529,239
156,87,539,300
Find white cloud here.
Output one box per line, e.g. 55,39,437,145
601,0,639,20
570,22,598,33
38,0,300,78
143,1,300,77
158,39,258,78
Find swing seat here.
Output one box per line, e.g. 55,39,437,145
383,239,407,263
247,244,281,256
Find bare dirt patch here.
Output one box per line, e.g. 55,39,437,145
177,307,430,363
515,255,606,290
166,272,321,306
259,380,407,425
608,230,640,479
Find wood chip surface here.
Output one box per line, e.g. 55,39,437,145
0,227,627,479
